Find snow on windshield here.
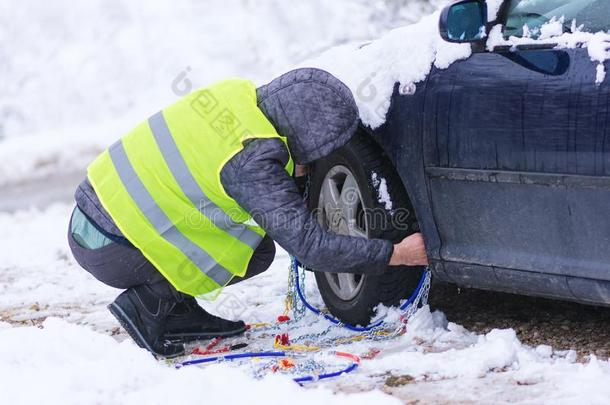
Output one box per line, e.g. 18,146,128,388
487,17,610,84
504,0,608,37
487,0,504,21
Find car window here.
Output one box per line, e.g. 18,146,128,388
504,0,610,38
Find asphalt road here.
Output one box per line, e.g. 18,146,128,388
0,172,83,213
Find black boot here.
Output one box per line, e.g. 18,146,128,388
108,284,185,358
164,295,247,342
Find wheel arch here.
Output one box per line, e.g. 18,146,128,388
359,111,445,279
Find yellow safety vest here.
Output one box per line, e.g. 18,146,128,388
88,79,294,297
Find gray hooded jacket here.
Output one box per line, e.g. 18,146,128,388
75,68,393,274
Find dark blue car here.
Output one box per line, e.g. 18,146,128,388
308,0,610,325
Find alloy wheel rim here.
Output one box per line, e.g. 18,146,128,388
317,165,369,301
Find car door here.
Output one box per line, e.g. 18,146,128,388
422,0,610,300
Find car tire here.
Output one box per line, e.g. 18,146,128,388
307,129,425,326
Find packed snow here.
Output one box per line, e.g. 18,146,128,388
0,317,401,405
1,204,610,404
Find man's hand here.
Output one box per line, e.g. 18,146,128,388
389,233,428,267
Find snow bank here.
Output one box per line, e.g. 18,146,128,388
365,310,524,379
358,306,610,404
0,0,438,140
0,318,399,405
0,119,135,188
307,10,470,128
0,0,440,187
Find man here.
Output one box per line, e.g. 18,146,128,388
68,68,428,358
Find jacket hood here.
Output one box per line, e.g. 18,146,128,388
256,68,359,165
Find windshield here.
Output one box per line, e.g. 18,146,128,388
504,0,610,38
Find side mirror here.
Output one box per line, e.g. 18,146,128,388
439,0,487,43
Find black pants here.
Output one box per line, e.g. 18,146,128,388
68,211,276,299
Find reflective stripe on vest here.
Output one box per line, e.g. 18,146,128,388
87,78,293,297
147,111,262,248
108,140,234,286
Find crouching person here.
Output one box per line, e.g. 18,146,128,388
68,69,428,358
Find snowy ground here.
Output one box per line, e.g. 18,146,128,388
3,1,610,403
1,203,609,404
